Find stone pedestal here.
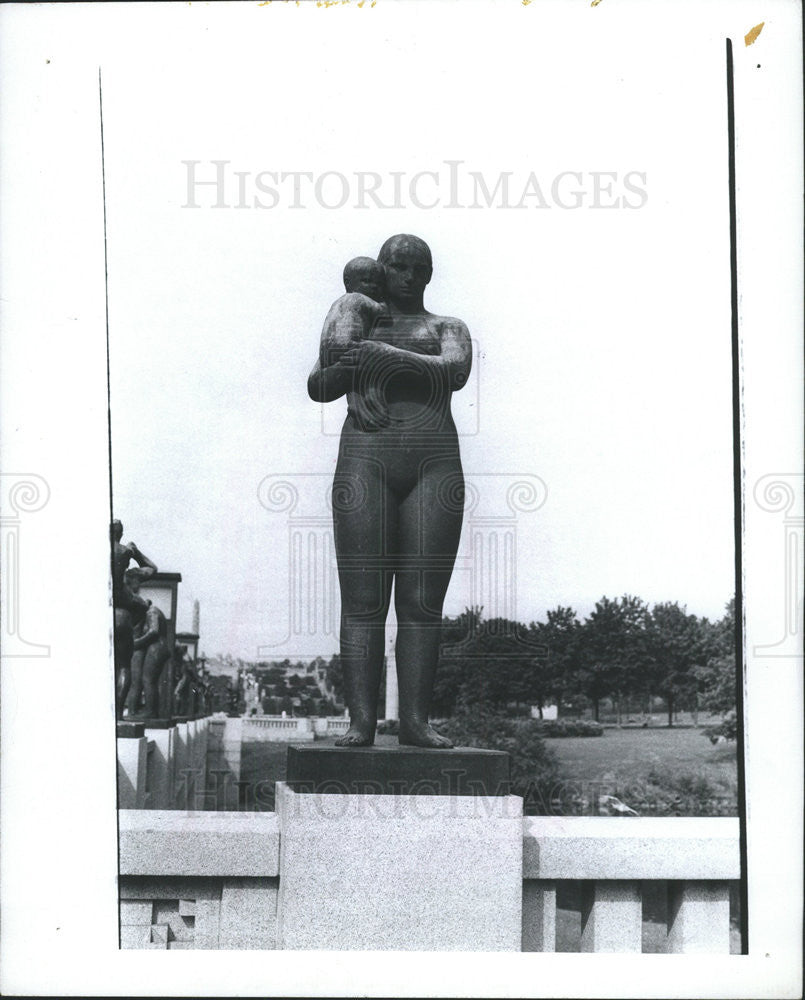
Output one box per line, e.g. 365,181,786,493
144,725,175,810
384,652,398,721
206,717,242,809
276,745,521,950
173,722,190,809
117,736,148,808
117,721,145,739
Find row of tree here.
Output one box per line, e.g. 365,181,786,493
323,596,737,726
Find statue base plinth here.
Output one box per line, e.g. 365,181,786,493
275,780,523,950
135,717,175,729
286,744,510,796
116,721,145,739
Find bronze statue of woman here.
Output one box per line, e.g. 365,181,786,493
308,235,472,747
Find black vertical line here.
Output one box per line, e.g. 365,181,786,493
100,67,122,951
100,71,114,529
726,37,749,955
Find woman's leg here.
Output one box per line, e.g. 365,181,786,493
114,609,134,720
333,453,397,745
394,457,464,747
127,649,146,715
143,641,170,718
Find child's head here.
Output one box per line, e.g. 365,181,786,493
343,256,385,302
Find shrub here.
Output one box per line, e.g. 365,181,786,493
376,719,399,735
436,707,560,815
535,719,604,738
632,765,737,816
702,709,738,743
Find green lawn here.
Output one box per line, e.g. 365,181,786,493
550,725,736,783
547,725,739,816
240,726,738,815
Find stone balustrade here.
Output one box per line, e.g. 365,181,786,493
117,717,211,811
117,807,740,952
520,816,739,953
241,716,315,741
118,714,353,811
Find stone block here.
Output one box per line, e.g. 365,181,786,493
193,896,222,949
120,924,151,949
117,736,149,809
286,744,510,796
144,726,176,809
150,923,170,946
667,880,731,953
522,880,556,952
173,724,189,810
119,899,153,925
194,717,209,775
580,880,642,952
275,782,522,951
522,817,741,880
118,810,280,877
219,877,278,949
117,722,145,738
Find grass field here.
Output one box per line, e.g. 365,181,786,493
240,725,739,816
551,725,736,782
548,725,739,815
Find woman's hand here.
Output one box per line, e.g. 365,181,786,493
338,339,393,370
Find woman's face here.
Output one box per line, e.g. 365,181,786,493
383,244,432,305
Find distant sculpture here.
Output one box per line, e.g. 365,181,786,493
308,235,472,747
111,520,157,720
124,569,150,715
174,645,209,717
172,646,192,716
197,664,213,716
126,570,171,719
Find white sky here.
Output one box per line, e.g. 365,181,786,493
104,4,736,660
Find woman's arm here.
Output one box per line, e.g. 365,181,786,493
307,357,355,402
129,544,157,579
340,318,472,393
133,605,160,650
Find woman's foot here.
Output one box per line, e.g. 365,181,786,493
334,725,375,747
399,721,453,748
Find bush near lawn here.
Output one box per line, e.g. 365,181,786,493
534,719,604,738
379,717,603,738
547,727,739,816
630,766,737,816
702,708,738,743
435,708,561,813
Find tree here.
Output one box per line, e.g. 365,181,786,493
645,602,705,726
577,595,649,722
325,653,344,703
438,612,544,715
433,608,483,716
530,606,581,714
696,598,738,729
